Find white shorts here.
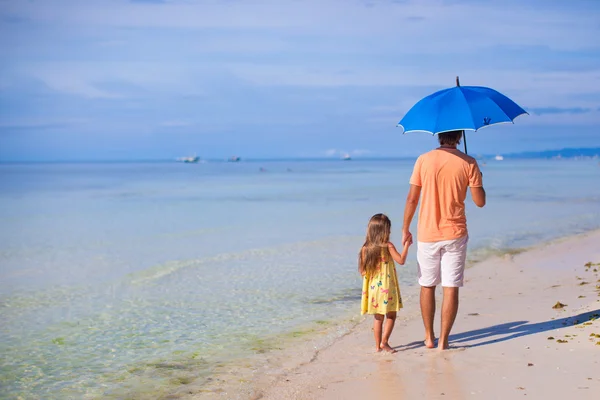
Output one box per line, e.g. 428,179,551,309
417,235,468,287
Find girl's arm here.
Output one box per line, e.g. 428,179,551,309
388,241,410,265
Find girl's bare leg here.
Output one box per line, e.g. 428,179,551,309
373,314,384,352
381,311,397,353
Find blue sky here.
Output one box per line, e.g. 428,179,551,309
1,0,599,161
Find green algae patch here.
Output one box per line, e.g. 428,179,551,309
584,261,599,268
552,301,567,309
51,337,66,345
170,375,194,385
286,328,316,339
248,337,279,354
465,246,529,269
127,366,144,374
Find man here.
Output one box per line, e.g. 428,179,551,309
402,130,486,350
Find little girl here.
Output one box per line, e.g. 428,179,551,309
359,213,410,353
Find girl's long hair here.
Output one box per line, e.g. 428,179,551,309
358,214,392,276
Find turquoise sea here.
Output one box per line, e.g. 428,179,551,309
1,158,600,399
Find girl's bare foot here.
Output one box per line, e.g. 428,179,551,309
380,343,397,353
375,347,383,353
424,337,436,349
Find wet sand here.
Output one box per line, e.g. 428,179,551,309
258,230,600,399
194,230,600,399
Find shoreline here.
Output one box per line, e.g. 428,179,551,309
192,229,600,399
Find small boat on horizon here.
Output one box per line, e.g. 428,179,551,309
495,155,504,161
177,154,200,163
342,153,352,161
228,156,241,162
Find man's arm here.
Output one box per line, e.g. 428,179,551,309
469,161,485,207
470,186,486,207
402,184,421,245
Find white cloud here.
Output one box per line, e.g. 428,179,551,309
227,63,600,108
2,0,599,147
160,120,193,127
21,62,212,97
28,71,120,99
4,0,599,108
194,35,291,54
515,110,600,126
96,40,128,47
323,148,372,157
350,149,372,156
0,118,89,129
3,0,598,51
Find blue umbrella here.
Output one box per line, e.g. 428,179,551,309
397,77,527,154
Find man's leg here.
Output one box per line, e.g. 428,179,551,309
438,235,468,350
439,287,459,350
417,241,442,349
420,286,436,348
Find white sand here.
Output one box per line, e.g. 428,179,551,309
195,230,600,400
257,231,600,400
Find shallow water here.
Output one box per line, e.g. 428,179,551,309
1,159,599,398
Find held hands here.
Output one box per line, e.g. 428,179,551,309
402,230,413,247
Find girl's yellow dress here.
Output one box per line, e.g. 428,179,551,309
361,252,402,315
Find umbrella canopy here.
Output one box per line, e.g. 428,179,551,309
397,77,527,153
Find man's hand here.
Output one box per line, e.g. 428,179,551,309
402,230,413,247
402,184,421,247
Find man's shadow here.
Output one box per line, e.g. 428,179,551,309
394,309,600,351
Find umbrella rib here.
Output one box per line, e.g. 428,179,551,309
482,91,513,128
433,90,451,134
457,87,479,130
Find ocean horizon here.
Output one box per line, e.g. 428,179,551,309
1,146,599,164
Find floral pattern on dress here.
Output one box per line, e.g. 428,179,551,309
360,253,402,315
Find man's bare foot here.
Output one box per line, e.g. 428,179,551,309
424,338,436,349
380,343,397,353
438,340,449,350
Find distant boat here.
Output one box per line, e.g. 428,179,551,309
228,156,241,162
342,153,352,161
495,155,504,161
177,154,200,163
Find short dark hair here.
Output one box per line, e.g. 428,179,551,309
438,130,462,146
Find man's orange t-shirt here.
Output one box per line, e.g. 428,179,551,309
409,148,483,243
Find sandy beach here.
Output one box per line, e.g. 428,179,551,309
199,230,600,400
